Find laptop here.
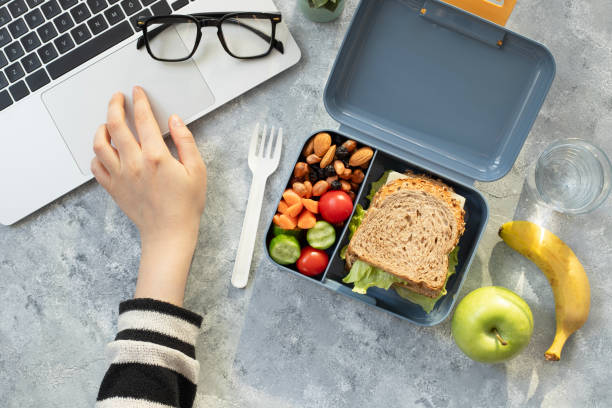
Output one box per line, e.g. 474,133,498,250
0,0,301,225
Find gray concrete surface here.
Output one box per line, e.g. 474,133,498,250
1,0,611,407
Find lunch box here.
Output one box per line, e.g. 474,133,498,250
265,0,555,325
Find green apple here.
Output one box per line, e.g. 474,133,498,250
451,286,533,363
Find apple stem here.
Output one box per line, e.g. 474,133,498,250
493,328,508,346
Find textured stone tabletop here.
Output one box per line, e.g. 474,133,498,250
1,0,611,407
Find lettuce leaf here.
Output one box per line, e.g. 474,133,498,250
366,170,392,201
342,260,406,294
340,204,366,260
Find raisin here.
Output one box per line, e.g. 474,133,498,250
330,180,342,190
324,165,336,177
336,145,349,160
309,170,319,183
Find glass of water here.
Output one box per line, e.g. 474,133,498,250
526,139,612,214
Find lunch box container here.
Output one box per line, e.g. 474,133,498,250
265,0,555,325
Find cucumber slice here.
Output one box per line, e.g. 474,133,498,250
306,221,336,250
269,235,301,265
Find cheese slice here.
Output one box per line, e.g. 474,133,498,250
385,171,466,209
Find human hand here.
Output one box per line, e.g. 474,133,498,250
91,86,207,306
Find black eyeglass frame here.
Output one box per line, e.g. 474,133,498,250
137,12,284,62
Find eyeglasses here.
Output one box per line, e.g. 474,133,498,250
136,12,284,62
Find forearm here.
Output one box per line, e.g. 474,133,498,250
135,229,199,307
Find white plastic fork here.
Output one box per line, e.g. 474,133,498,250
231,124,283,289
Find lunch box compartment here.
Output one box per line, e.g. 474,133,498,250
323,150,488,325
264,131,378,282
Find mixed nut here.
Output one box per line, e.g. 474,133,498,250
291,132,373,202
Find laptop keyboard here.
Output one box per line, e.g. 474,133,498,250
0,0,189,111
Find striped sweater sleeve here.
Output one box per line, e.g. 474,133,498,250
96,298,203,408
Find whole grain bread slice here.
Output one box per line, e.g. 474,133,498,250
346,176,465,298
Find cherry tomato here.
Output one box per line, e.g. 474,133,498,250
296,247,329,276
319,191,354,224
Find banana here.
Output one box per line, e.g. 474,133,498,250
498,220,590,361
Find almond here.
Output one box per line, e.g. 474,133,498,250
306,154,322,165
350,182,360,190
312,180,330,196
349,147,374,167
340,180,352,192
339,168,352,180
350,169,365,183
304,180,313,198
333,160,345,175
313,132,332,157
302,138,315,157
326,175,338,184
320,144,336,168
342,140,357,153
293,162,309,179
292,182,307,197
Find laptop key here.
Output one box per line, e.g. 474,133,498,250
0,27,10,47
129,8,149,31
24,8,44,29
4,40,24,61
70,3,89,23
41,0,61,19
20,51,40,72
25,0,44,8
103,4,123,25
0,7,11,28
7,0,27,19
25,67,49,91
8,18,27,38
53,31,73,53
37,42,57,62
20,31,40,52
170,0,186,11
9,79,28,100
120,0,140,16
0,70,7,88
86,13,107,35
0,50,7,67
141,0,154,6
47,21,132,80
70,23,90,44
150,0,170,16
53,11,74,32
37,21,58,42
86,0,106,14
4,61,24,81
0,89,12,110
58,0,76,10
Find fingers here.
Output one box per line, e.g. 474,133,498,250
168,114,205,172
91,157,111,190
93,124,120,173
133,86,168,159
106,92,140,159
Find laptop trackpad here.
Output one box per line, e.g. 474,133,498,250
43,30,215,175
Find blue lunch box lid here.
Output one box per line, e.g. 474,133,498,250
324,0,556,182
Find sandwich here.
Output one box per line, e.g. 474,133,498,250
342,171,466,313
